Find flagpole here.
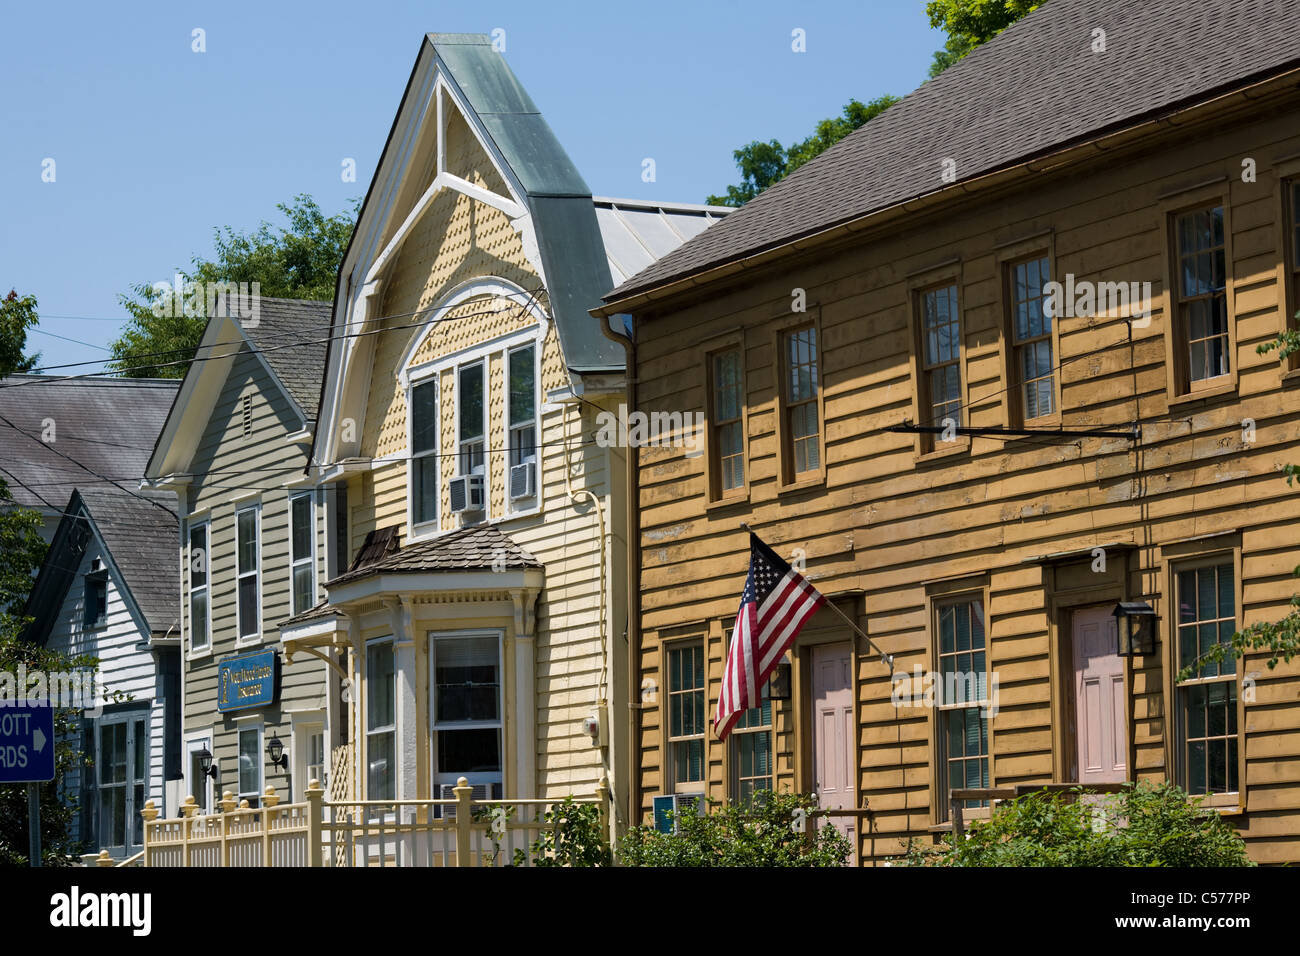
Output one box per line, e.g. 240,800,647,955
741,524,895,674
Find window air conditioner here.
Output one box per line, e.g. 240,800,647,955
448,474,485,513
508,461,535,501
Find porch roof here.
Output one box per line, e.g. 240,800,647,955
326,522,542,588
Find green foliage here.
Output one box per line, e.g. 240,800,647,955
706,97,898,207
894,783,1253,867
619,792,852,867
1177,316,1300,679
926,0,1041,77
0,290,41,375
110,194,357,378
513,797,611,867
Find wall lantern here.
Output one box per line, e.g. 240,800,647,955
197,745,218,780
767,662,792,701
1113,601,1157,656
266,735,289,772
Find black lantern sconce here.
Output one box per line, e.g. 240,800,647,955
766,662,792,701
1113,601,1157,656
197,745,219,780
266,735,289,772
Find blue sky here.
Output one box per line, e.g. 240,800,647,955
0,0,943,370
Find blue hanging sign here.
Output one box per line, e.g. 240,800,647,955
217,649,278,712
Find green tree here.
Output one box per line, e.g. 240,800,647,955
0,290,42,374
707,96,898,207
927,0,1042,78
897,783,1252,867
109,194,357,378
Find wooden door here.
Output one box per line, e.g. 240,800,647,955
811,643,855,862
1072,606,1127,784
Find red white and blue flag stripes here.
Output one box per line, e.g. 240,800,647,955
715,533,826,741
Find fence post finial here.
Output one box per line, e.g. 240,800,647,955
220,791,237,814
263,785,280,808
454,776,474,867
95,850,114,867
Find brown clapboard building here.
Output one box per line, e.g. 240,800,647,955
594,0,1300,863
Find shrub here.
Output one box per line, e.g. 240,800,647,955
894,782,1253,867
619,792,852,867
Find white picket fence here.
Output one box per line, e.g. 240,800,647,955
138,775,608,867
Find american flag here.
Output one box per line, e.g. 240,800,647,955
715,533,826,740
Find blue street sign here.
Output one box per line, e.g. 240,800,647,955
0,703,56,783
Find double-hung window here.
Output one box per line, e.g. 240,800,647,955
289,492,314,615
238,725,262,808
919,283,962,436
725,630,772,803
1287,180,1300,357
1175,561,1239,797
1173,205,1229,386
235,503,260,640
667,642,706,791
507,344,537,502
410,379,438,527
366,639,396,801
188,521,209,652
1008,255,1055,420
936,597,989,816
711,348,745,496
781,326,820,478
430,634,503,804
458,362,485,478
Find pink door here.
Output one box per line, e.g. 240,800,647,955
1072,606,1127,783
812,643,855,863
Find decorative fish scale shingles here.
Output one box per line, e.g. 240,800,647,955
607,0,1300,302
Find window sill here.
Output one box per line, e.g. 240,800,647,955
234,636,264,650
705,491,751,514
777,474,825,497
1167,380,1237,409
1280,367,1300,387
188,647,214,663
913,439,971,466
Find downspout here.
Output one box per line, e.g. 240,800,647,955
596,312,639,830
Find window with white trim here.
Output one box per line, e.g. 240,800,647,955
935,597,989,817
290,492,314,615
1175,561,1239,796
458,361,485,478
507,344,537,503
238,725,262,808
235,503,260,640
188,521,209,652
430,633,503,803
410,378,438,527
366,639,396,801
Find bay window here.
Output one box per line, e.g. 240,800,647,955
430,633,503,806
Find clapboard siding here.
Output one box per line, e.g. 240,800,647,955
45,535,167,849
332,116,625,806
182,346,326,805
631,94,1300,862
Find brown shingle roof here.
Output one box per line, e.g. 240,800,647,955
605,0,1300,304
326,522,542,588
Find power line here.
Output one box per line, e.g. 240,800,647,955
5,284,549,386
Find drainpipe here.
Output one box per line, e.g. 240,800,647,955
597,312,639,830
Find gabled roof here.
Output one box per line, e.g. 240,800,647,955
0,375,178,513
145,297,330,481
242,298,333,417
605,0,1300,304
326,522,542,588
23,488,179,645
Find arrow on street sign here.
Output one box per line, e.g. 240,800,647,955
0,703,56,784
